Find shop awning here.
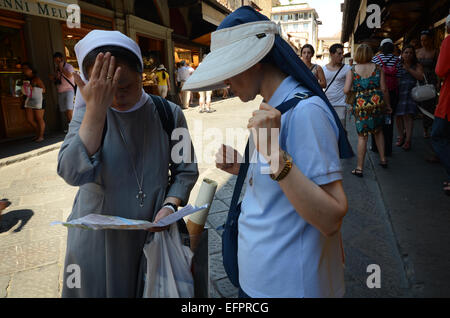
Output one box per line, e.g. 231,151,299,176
0,0,78,22
201,1,228,26
342,0,450,44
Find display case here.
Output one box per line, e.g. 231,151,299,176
0,20,33,140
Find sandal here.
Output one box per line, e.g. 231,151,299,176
396,136,405,147
351,168,363,177
402,141,411,151
379,161,388,168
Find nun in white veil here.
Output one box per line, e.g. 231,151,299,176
57,30,198,297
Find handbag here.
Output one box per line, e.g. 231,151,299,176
411,74,436,102
25,86,44,109
345,90,356,105
222,91,314,288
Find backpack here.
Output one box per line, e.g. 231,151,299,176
377,54,398,91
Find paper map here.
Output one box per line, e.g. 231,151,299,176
51,204,209,230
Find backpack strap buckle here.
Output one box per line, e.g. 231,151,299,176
294,92,312,100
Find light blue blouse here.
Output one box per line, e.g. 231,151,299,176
238,76,345,298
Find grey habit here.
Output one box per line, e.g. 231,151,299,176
57,96,199,297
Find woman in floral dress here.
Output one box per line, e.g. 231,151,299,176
344,44,392,177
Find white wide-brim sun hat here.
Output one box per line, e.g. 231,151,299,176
182,21,280,92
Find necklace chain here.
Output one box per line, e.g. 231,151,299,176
111,109,147,207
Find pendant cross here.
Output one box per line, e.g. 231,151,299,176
136,190,146,208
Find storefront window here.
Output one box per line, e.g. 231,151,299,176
138,35,165,95
0,17,32,140
63,33,85,72
0,25,25,96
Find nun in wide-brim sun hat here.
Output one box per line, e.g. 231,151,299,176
182,20,279,92
184,6,353,159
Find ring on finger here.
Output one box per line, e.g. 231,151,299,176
106,75,113,80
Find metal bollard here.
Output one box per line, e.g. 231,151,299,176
191,228,209,298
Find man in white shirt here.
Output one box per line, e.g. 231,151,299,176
177,60,194,109
323,44,352,129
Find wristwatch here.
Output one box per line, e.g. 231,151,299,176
270,150,293,182
163,202,178,213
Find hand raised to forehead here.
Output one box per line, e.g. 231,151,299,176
73,52,122,114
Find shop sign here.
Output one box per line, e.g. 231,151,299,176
0,0,78,23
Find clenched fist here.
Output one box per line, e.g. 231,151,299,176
247,102,282,162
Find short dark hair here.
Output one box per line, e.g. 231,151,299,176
301,44,315,56
381,42,394,55
53,52,64,59
329,43,344,54
82,45,142,79
420,30,432,37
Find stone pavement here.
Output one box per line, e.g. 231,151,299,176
1,96,449,298
0,96,255,298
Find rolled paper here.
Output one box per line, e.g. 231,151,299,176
187,178,218,251
190,178,218,225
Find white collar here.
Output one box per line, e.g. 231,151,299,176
111,89,148,113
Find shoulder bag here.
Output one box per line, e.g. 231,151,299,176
411,74,436,103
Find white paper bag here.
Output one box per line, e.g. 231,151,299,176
143,223,194,298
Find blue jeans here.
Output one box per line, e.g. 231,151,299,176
431,117,450,179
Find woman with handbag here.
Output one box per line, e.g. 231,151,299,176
396,46,424,151
344,44,392,177
22,63,46,142
416,30,439,139
183,6,353,298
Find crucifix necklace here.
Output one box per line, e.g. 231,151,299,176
112,110,147,208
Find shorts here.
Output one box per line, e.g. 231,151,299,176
58,90,75,112
157,85,168,98
333,105,347,120
199,91,212,104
